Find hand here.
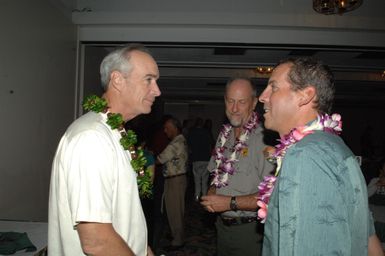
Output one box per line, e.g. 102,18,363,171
200,194,230,213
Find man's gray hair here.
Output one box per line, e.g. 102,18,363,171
100,44,150,91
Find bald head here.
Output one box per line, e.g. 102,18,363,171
224,78,258,128
225,78,257,98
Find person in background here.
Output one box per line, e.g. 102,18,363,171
201,78,274,256
368,157,385,248
368,158,385,198
48,44,161,256
147,115,172,253
157,116,188,251
258,56,383,256
204,118,216,149
137,131,156,183
182,119,194,139
187,117,213,201
134,130,156,248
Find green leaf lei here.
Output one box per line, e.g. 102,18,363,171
83,95,153,198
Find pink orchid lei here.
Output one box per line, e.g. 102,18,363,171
210,112,259,188
256,113,342,223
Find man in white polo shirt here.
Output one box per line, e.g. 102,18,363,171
48,44,161,256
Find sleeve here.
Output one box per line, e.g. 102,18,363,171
144,150,155,167
276,142,369,256
64,130,116,226
157,140,176,164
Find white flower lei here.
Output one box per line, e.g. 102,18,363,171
210,112,259,188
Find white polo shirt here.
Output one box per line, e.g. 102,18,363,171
48,112,147,255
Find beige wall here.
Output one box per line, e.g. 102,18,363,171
0,0,76,221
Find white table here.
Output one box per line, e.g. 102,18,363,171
0,220,47,256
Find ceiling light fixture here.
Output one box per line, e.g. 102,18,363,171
255,66,273,75
313,0,363,15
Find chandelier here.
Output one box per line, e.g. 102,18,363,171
313,0,363,15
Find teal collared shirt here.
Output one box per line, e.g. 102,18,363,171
263,131,374,256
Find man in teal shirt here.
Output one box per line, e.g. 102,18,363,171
258,57,383,255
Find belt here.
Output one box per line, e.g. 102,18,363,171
164,173,186,179
220,216,258,226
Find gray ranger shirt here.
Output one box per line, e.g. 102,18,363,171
208,125,274,218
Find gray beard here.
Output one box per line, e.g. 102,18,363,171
229,118,242,128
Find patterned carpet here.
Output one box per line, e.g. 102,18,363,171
156,199,217,256
152,175,217,256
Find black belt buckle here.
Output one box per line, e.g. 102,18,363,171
221,217,238,226
221,216,257,226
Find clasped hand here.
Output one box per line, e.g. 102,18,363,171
200,194,230,213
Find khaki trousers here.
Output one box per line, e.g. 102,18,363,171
163,174,187,246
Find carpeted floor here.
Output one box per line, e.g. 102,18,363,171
156,199,217,256
151,175,217,256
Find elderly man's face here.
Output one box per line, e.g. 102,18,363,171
224,79,257,128
120,50,161,117
259,63,302,136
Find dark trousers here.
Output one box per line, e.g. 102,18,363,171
375,221,385,242
151,166,165,251
216,217,262,256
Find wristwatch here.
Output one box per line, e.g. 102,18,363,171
230,196,238,211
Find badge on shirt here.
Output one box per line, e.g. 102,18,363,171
241,147,248,157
